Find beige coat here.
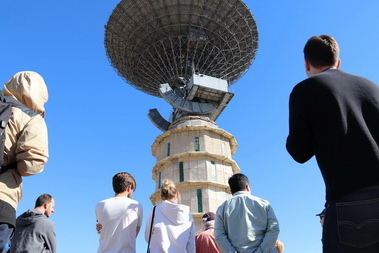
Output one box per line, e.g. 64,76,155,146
0,71,49,209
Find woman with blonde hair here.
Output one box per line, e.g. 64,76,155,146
145,179,195,253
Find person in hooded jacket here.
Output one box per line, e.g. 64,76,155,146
145,179,195,253
0,71,49,252
10,194,56,253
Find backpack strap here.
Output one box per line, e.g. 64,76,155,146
0,96,12,173
0,94,38,117
147,206,156,253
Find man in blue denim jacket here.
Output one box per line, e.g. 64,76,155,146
287,35,379,252
214,173,279,253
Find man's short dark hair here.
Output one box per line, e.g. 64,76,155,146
112,172,136,194
35,194,53,208
228,173,249,194
303,35,339,68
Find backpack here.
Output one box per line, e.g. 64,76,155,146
0,98,12,171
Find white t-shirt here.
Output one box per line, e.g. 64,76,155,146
95,196,143,253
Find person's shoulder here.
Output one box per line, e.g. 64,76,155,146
195,230,205,237
313,69,369,83
175,203,191,217
36,216,55,227
290,76,315,96
322,70,379,92
114,196,142,210
18,209,31,217
215,200,227,215
195,230,209,238
291,71,338,97
343,71,378,86
96,197,111,204
176,202,190,209
8,106,43,127
95,197,113,208
249,195,272,206
129,198,142,208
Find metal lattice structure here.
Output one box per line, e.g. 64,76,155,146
105,0,259,97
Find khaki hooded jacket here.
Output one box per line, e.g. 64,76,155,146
0,71,49,212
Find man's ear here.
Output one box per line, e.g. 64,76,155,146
127,184,133,192
305,59,311,71
245,184,251,193
336,59,341,69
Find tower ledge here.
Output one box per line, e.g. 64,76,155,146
151,151,240,180
152,117,238,157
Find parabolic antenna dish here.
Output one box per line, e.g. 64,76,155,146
105,0,258,97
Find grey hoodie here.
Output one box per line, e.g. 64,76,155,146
10,209,56,253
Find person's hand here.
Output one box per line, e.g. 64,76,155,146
96,221,102,234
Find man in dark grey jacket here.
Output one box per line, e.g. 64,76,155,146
10,194,56,253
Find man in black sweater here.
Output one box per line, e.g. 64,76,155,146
287,35,379,253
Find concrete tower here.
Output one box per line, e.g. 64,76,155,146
149,115,240,230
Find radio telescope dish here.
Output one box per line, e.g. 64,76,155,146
105,0,259,98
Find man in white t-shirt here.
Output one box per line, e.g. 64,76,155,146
95,172,143,253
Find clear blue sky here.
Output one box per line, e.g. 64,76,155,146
1,1,379,252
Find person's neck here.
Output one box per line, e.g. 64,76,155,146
309,64,338,77
321,67,335,72
34,206,45,214
165,197,177,203
115,192,129,197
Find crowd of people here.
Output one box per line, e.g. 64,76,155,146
96,172,281,253
1,33,379,253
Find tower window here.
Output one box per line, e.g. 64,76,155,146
211,161,217,181
197,189,203,213
179,162,184,182
167,142,171,156
194,137,200,151
158,172,162,188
